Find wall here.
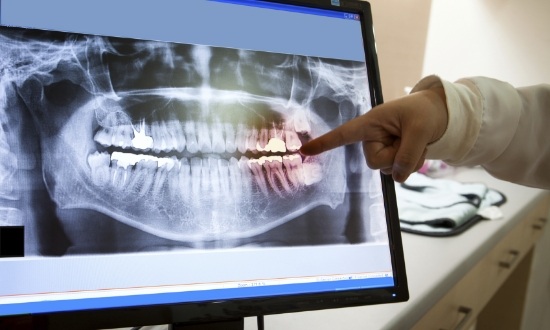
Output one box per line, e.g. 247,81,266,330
369,0,433,101
422,0,550,87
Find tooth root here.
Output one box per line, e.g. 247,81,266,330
265,157,292,197
284,130,302,152
238,156,253,194
111,160,131,190
229,157,242,198
167,120,186,153
197,122,212,153
257,128,269,152
283,154,304,187
224,123,237,154
246,128,259,154
152,166,168,196
201,158,211,195
270,126,284,141
218,159,230,195
178,158,191,200
211,121,226,154
190,157,202,201
236,124,248,153
185,121,199,154
138,160,158,196
248,159,269,196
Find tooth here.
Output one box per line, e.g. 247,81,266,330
284,130,302,152
246,128,259,153
151,165,168,196
126,160,150,196
138,160,158,196
88,152,110,187
238,156,253,194
236,124,248,153
224,123,236,153
190,157,202,201
302,162,323,186
151,121,167,153
292,109,311,133
184,121,199,153
178,158,191,201
283,154,304,188
229,157,242,199
114,124,133,148
264,138,286,153
270,126,284,141
132,120,153,151
211,120,226,154
201,158,211,195
264,156,292,197
208,158,221,197
167,120,186,153
257,128,269,152
218,159,230,196
93,127,114,147
197,122,212,153
248,158,269,196
111,160,130,189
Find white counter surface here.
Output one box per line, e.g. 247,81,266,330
247,167,549,330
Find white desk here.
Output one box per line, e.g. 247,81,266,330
250,168,550,330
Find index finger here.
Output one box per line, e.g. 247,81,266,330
300,115,369,155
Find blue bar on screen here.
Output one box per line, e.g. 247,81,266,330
210,0,354,19
1,277,394,316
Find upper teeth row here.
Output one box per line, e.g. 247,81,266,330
93,120,303,154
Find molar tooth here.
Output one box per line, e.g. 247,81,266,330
111,160,130,189
246,128,259,154
257,128,269,152
302,162,323,186
113,125,133,148
151,166,168,196
235,124,248,153
224,123,236,153
292,109,311,133
211,120,226,154
138,160,158,197
264,156,292,197
284,130,302,152
131,120,153,151
238,156,253,193
88,152,110,187
197,122,212,153
93,128,114,147
184,121,199,153
247,157,269,196
282,154,304,188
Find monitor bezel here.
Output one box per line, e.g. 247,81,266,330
0,0,408,328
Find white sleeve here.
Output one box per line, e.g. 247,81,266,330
412,75,550,189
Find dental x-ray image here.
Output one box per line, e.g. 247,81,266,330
0,26,387,256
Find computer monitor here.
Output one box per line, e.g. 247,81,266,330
0,0,407,329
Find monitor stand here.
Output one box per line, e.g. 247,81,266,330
170,317,244,330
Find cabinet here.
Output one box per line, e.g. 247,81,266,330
411,195,549,330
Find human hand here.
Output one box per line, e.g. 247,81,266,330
300,87,448,182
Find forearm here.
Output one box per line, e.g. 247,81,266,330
415,75,550,189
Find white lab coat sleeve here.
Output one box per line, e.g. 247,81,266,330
412,75,550,189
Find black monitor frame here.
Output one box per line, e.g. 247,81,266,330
0,1,407,329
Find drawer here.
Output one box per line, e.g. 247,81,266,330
411,195,550,330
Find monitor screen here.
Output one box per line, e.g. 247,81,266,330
0,0,407,328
